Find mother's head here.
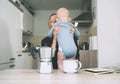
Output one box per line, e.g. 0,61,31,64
48,13,57,28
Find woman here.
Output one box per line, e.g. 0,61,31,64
41,13,80,70
41,13,60,69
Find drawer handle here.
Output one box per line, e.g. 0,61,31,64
29,54,31,56
9,58,15,60
9,65,15,68
18,54,22,56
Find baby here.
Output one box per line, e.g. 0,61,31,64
48,7,80,58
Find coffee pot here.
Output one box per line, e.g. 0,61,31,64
38,47,55,73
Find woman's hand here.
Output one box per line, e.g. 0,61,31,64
53,26,61,39
70,27,75,36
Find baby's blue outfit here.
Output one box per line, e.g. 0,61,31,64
48,21,80,58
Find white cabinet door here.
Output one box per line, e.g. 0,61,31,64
0,63,15,70
23,53,33,69
15,53,33,69
0,17,13,63
0,0,22,64
20,4,34,34
14,53,25,69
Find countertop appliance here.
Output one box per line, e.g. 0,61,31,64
38,47,55,73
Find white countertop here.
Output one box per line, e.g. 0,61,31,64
0,69,120,84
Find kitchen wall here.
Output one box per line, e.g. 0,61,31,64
23,9,87,46
23,0,98,48
34,10,82,36
87,0,97,37
23,0,120,69
78,0,97,48
97,0,120,67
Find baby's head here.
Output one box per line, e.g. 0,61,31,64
57,7,71,22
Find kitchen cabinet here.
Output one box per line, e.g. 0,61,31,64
0,0,23,53
15,53,33,69
0,0,23,69
20,4,34,35
32,53,39,69
0,63,15,70
80,50,98,68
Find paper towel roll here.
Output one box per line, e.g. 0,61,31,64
89,37,92,50
89,36,98,50
91,36,98,50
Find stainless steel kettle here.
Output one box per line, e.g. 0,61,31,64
39,47,55,62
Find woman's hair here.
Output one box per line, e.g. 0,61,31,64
49,13,57,20
48,13,57,28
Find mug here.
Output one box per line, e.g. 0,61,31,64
63,59,82,73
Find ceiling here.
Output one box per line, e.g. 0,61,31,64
22,0,85,10
20,0,92,27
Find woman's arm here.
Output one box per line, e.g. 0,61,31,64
70,27,80,40
51,26,61,48
74,28,80,39
48,27,54,38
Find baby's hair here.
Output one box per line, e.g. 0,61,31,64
57,7,70,20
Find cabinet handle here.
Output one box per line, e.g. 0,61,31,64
9,64,15,68
18,54,22,56
27,30,32,34
28,54,31,56
27,30,30,32
9,58,15,60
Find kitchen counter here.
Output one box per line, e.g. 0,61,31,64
0,69,120,84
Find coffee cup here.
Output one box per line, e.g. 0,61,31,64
63,59,81,73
